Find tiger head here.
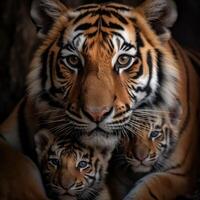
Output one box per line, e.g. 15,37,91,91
28,0,178,136
34,130,112,199
121,103,181,173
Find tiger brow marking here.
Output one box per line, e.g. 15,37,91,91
120,42,135,51
109,10,128,24
75,5,98,11
73,11,91,24
105,5,130,11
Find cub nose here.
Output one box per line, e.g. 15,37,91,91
83,106,112,122
134,148,149,161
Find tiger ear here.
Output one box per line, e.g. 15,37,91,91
34,129,54,157
30,0,70,38
136,0,177,42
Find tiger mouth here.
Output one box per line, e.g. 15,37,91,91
88,127,110,135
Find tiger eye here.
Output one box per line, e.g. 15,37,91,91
117,55,131,66
67,55,80,66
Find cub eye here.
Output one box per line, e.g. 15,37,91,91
65,55,82,69
48,158,60,166
77,161,89,169
149,131,161,139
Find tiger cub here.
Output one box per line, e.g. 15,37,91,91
34,130,112,200
107,104,182,200
120,105,186,200
123,109,180,173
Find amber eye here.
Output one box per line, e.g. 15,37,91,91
65,55,82,69
115,54,135,72
117,54,132,65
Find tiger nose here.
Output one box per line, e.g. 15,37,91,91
83,106,112,122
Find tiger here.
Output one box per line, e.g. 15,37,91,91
34,129,112,200
0,0,199,199
0,0,180,151
106,102,182,200
122,102,181,174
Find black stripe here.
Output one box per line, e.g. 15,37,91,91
41,50,48,89
87,31,98,38
111,31,125,41
130,60,143,79
179,50,190,135
146,184,159,200
110,10,128,24
108,22,124,30
135,27,144,48
75,23,93,31
75,5,98,11
169,42,178,60
73,12,91,24
145,50,153,95
40,42,54,89
48,52,64,96
188,54,200,77
57,28,66,47
40,91,64,108
49,52,56,92
56,60,65,79
152,49,164,106
134,50,152,95
106,5,130,11
91,9,112,17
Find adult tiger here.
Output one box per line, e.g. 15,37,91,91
0,0,199,199
0,0,179,151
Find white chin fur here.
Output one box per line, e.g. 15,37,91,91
81,133,119,149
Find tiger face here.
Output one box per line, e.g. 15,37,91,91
35,130,112,200
122,108,180,173
29,0,178,136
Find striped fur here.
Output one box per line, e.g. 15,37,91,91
35,129,112,200
121,106,181,174
27,0,178,140
122,40,200,200
0,1,199,199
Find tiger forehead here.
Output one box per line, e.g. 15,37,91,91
63,3,137,53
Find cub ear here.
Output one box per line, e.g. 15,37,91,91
136,0,177,42
30,0,69,38
34,129,54,157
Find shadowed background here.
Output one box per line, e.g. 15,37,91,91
0,0,200,123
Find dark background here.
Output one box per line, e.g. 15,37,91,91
0,0,200,123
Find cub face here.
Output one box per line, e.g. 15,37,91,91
35,130,112,199
122,105,181,173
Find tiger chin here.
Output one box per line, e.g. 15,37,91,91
34,129,112,200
